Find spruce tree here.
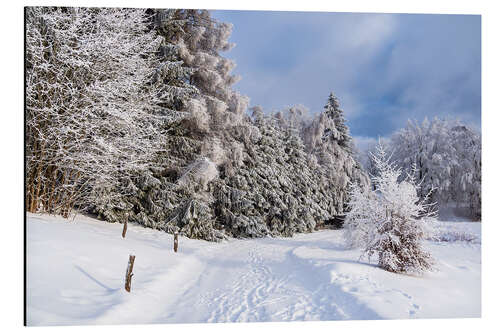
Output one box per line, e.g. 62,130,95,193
323,92,352,151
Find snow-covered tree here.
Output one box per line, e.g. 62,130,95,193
212,108,358,238
448,125,481,218
390,118,481,219
150,9,199,113
26,7,167,217
298,96,369,197
155,10,249,135
344,141,436,274
26,7,372,242
88,9,252,239
357,137,390,190
323,92,352,151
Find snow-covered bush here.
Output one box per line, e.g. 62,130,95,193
344,141,436,274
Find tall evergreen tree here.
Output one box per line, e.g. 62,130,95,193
323,92,352,151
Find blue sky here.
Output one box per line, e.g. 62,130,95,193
211,10,481,146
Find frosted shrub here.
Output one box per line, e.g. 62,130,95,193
344,141,436,274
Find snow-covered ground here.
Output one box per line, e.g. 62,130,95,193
26,212,481,326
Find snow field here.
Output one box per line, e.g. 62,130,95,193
26,213,480,325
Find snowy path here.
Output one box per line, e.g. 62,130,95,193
175,234,381,323
26,213,481,326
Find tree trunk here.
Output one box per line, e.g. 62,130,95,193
32,140,46,213
46,166,57,213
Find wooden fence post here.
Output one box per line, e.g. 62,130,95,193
122,212,128,238
124,254,135,292
174,232,178,253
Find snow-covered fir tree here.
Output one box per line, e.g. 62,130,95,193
298,97,369,202
323,92,352,152
212,108,364,238
344,141,436,274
